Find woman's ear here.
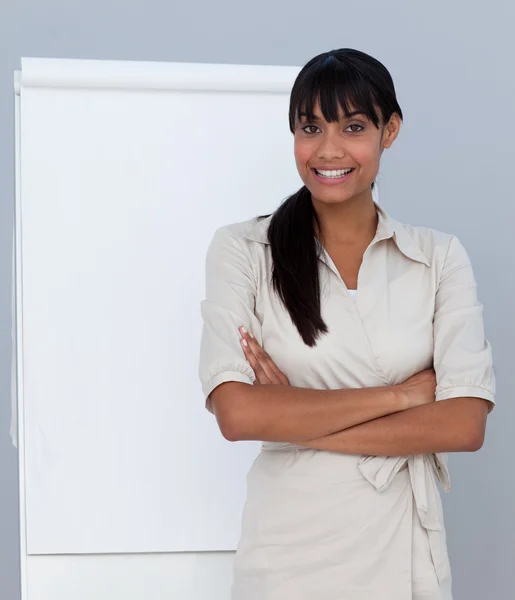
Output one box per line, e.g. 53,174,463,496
382,113,402,150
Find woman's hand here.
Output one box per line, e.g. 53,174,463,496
398,368,437,409
237,326,434,408
238,326,290,386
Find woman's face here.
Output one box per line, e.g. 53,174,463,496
293,99,401,206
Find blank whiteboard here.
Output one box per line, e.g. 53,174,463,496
14,57,304,555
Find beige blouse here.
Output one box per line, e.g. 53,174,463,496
198,201,496,585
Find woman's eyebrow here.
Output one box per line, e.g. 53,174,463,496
299,111,366,120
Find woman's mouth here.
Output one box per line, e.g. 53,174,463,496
312,168,355,185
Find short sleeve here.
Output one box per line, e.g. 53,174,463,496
198,226,262,413
433,235,496,412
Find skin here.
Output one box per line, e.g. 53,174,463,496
237,327,490,455
293,98,401,246
232,100,490,454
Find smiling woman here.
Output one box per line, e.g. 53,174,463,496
198,47,495,600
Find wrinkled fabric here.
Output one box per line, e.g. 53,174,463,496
198,201,495,599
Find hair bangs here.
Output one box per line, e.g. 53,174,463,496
289,56,383,132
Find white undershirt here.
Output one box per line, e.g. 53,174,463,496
347,289,357,301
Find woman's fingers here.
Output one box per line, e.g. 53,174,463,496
243,329,290,385
238,326,289,386
239,328,275,384
240,337,273,384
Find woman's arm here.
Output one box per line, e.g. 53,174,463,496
213,380,406,442
215,328,437,444
295,396,490,455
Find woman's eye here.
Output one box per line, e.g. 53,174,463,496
302,125,319,134
346,124,364,132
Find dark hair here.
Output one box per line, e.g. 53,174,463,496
258,48,403,347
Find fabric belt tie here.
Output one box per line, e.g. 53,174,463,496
358,452,451,585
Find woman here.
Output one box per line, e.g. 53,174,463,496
198,48,495,600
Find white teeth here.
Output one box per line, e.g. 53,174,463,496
316,168,353,178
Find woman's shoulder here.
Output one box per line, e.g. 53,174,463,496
212,214,273,247
205,215,271,273
400,220,454,247
396,218,468,269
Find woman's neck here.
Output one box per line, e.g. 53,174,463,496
312,191,378,247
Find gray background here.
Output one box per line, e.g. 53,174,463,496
1,1,513,598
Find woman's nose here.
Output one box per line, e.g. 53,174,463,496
316,135,346,160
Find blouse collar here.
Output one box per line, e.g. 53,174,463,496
242,201,431,267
